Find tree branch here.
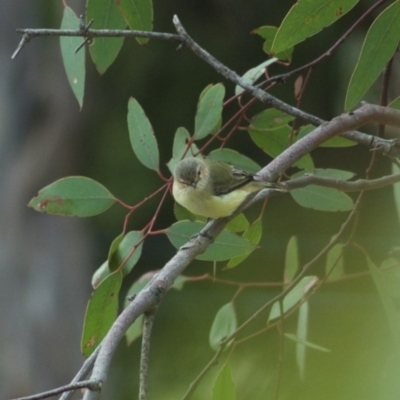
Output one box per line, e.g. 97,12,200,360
257,104,400,181
139,311,156,400
8,380,101,400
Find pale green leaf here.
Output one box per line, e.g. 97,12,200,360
345,1,400,110
60,6,85,108
269,276,318,321
127,97,159,171
225,218,262,269
253,25,293,61
366,256,400,354
87,0,126,74
194,84,225,140
285,333,331,352
81,271,122,356
285,236,299,283
115,0,153,45
209,303,237,351
28,176,115,217
212,364,236,400
235,59,278,95
166,221,254,261
326,243,344,280
272,0,359,54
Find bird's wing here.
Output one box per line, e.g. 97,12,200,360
207,159,254,196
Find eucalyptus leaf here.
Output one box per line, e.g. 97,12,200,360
345,1,400,110
81,271,122,356
87,0,126,74
167,221,254,261
209,303,237,351
128,98,160,171
272,0,359,54
28,176,115,217
60,6,85,108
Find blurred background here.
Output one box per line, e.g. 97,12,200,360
1,0,400,399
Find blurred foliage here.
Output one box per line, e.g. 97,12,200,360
16,0,400,399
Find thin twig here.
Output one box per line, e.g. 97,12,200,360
59,345,101,400
285,172,400,192
139,311,156,400
8,380,101,400
12,28,182,59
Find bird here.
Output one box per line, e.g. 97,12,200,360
172,157,287,219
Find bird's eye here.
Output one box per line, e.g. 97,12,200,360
197,168,201,177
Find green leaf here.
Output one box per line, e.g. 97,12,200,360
291,186,353,212
392,163,400,223
253,25,293,61
92,261,111,288
194,83,225,140
167,127,199,174
173,202,199,221
249,125,313,170
81,271,122,356
109,231,144,274
272,0,359,54
249,125,291,157
166,221,254,261
365,256,400,354
297,125,356,147
212,364,236,400
296,301,308,381
269,276,318,321
28,176,116,217
380,258,400,299
290,169,355,212
250,108,295,130
209,303,237,351
224,213,250,233
60,6,85,108
127,97,159,171
87,0,126,74
389,96,400,110
345,1,400,110
326,243,344,280
115,0,153,45
208,148,261,174
235,59,278,96
226,218,262,269
285,332,331,352
108,233,124,263
285,236,299,283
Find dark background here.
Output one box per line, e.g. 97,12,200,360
1,0,399,399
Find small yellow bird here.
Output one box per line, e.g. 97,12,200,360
172,158,286,219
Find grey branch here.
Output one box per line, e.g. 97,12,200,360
8,380,101,400
286,173,400,192
139,312,156,400
12,28,181,59
12,16,400,161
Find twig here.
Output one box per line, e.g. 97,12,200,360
285,172,400,192
257,104,400,181
59,345,101,400
12,29,182,59
8,380,101,400
139,311,156,400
